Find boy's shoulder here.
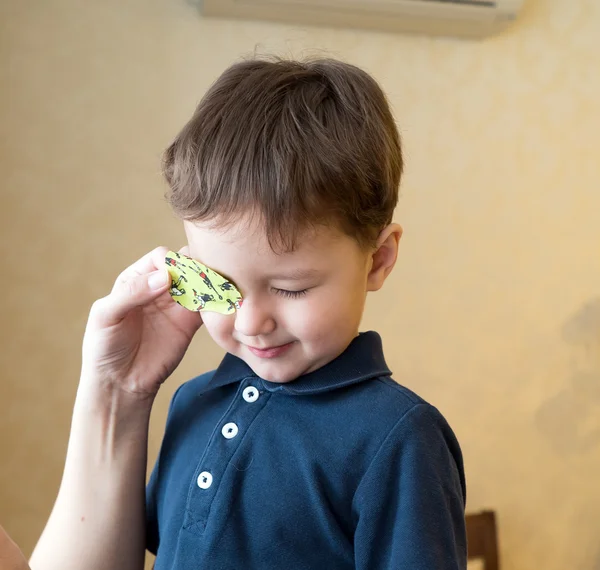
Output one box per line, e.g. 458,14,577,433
360,372,428,410
339,372,456,446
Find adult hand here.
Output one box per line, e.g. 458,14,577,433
81,246,203,399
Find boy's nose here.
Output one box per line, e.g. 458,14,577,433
234,297,276,338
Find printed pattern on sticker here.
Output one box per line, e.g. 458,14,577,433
165,251,243,314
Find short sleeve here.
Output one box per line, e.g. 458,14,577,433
352,403,467,570
145,383,184,555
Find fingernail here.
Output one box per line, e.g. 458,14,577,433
148,269,169,290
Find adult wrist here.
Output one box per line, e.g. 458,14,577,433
74,375,156,436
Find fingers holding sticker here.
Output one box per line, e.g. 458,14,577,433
165,251,243,314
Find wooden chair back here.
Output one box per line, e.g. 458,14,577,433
466,510,499,570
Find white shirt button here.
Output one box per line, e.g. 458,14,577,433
222,422,239,439
243,386,259,403
197,471,213,489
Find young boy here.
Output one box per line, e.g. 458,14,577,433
29,58,466,570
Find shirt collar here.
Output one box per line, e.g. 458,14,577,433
209,331,391,395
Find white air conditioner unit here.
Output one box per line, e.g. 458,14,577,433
202,0,523,39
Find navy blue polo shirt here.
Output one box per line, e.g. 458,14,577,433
146,331,466,569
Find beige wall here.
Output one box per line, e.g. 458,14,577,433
1,1,599,568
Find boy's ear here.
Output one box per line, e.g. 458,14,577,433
366,223,403,292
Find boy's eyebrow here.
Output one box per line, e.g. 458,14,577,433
268,268,321,280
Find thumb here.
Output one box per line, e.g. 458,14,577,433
93,268,171,327
0,525,30,570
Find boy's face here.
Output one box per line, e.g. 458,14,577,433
184,217,376,384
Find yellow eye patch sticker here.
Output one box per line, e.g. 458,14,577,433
165,251,243,314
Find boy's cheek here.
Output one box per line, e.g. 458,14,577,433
286,297,347,337
201,312,234,345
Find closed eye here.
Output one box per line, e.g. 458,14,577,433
273,288,309,299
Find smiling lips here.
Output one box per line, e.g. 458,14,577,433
247,342,294,359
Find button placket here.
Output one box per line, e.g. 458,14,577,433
184,378,268,532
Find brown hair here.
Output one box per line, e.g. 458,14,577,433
163,56,403,251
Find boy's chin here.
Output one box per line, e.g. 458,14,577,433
244,360,300,384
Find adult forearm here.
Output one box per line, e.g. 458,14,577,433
29,380,154,570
